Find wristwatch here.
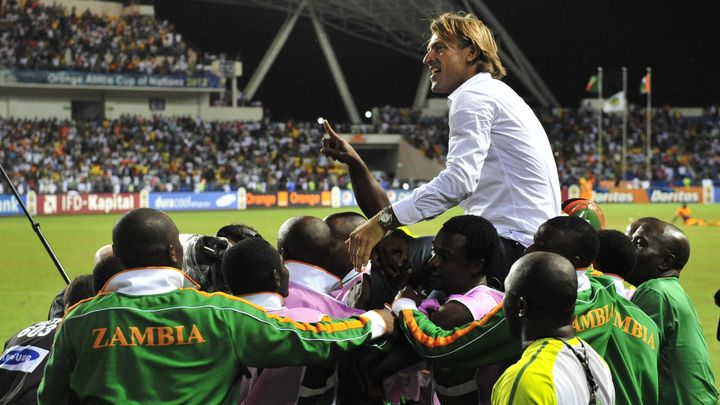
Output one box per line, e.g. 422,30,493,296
378,206,395,231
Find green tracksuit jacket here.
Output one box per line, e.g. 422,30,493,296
38,267,383,404
393,272,659,405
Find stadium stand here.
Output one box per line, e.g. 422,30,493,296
1,105,718,196
0,0,209,75
0,116,350,194
0,1,717,194
543,105,720,187
368,104,720,187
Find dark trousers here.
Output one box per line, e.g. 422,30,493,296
486,237,526,292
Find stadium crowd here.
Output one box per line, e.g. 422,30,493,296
0,0,210,75
544,105,720,187
370,104,720,187
2,104,719,196
0,116,352,195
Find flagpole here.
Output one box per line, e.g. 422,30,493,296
597,66,603,179
621,66,627,183
645,67,652,180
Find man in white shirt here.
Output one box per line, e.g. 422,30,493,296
330,12,560,289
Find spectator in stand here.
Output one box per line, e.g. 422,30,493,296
0,0,205,76
0,116,350,195
1,105,719,196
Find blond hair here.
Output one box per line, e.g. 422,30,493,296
430,13,507,80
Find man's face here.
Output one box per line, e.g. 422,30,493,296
423,34,476,94
629,224,665,285
328,229,353,276
426,230,478,294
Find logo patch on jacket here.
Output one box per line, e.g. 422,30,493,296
0,345,50,373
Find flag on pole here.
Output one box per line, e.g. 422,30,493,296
640,73,651,94
603,91,626,113
586,75,599,93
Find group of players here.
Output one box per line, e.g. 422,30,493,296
2,11,719,405
2,197,717,404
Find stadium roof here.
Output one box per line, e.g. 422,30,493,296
197,0,559,120
203,0,457,58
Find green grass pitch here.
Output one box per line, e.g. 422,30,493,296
1,203,718,380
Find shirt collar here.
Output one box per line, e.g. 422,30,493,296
576,267,591,292
284,260,341,295
237,292,285,311
603,273,627,291
102,267,199,296
447,72,491,102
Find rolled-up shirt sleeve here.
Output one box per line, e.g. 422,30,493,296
393,93,494,225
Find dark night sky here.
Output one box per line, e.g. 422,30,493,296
155,0,720,122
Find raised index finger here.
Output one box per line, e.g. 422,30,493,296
323,120,341,141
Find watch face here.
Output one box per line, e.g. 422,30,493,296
380,209,392,227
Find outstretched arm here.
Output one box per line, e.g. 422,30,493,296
390,298,520,368
227,297,396,368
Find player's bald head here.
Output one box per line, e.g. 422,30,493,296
505,252,577,317
625,217,660,238
325,212,366,240
93,244,114,265
112,208,182,270
277,216,333,268
663,223,691,267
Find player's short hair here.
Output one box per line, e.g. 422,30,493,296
92,256,124,292
64,274,95,308
596,230,637,279
543,216,599,268
440,215,499,265
221,238,283,296
216,223,262,244
430,12,507,79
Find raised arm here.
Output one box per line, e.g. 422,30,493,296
320,120,390,218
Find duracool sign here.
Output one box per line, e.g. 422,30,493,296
150,192,239,211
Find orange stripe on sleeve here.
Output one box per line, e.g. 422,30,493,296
186,288,367,334
402,301,503,348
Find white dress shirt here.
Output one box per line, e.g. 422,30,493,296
392,72,561,247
